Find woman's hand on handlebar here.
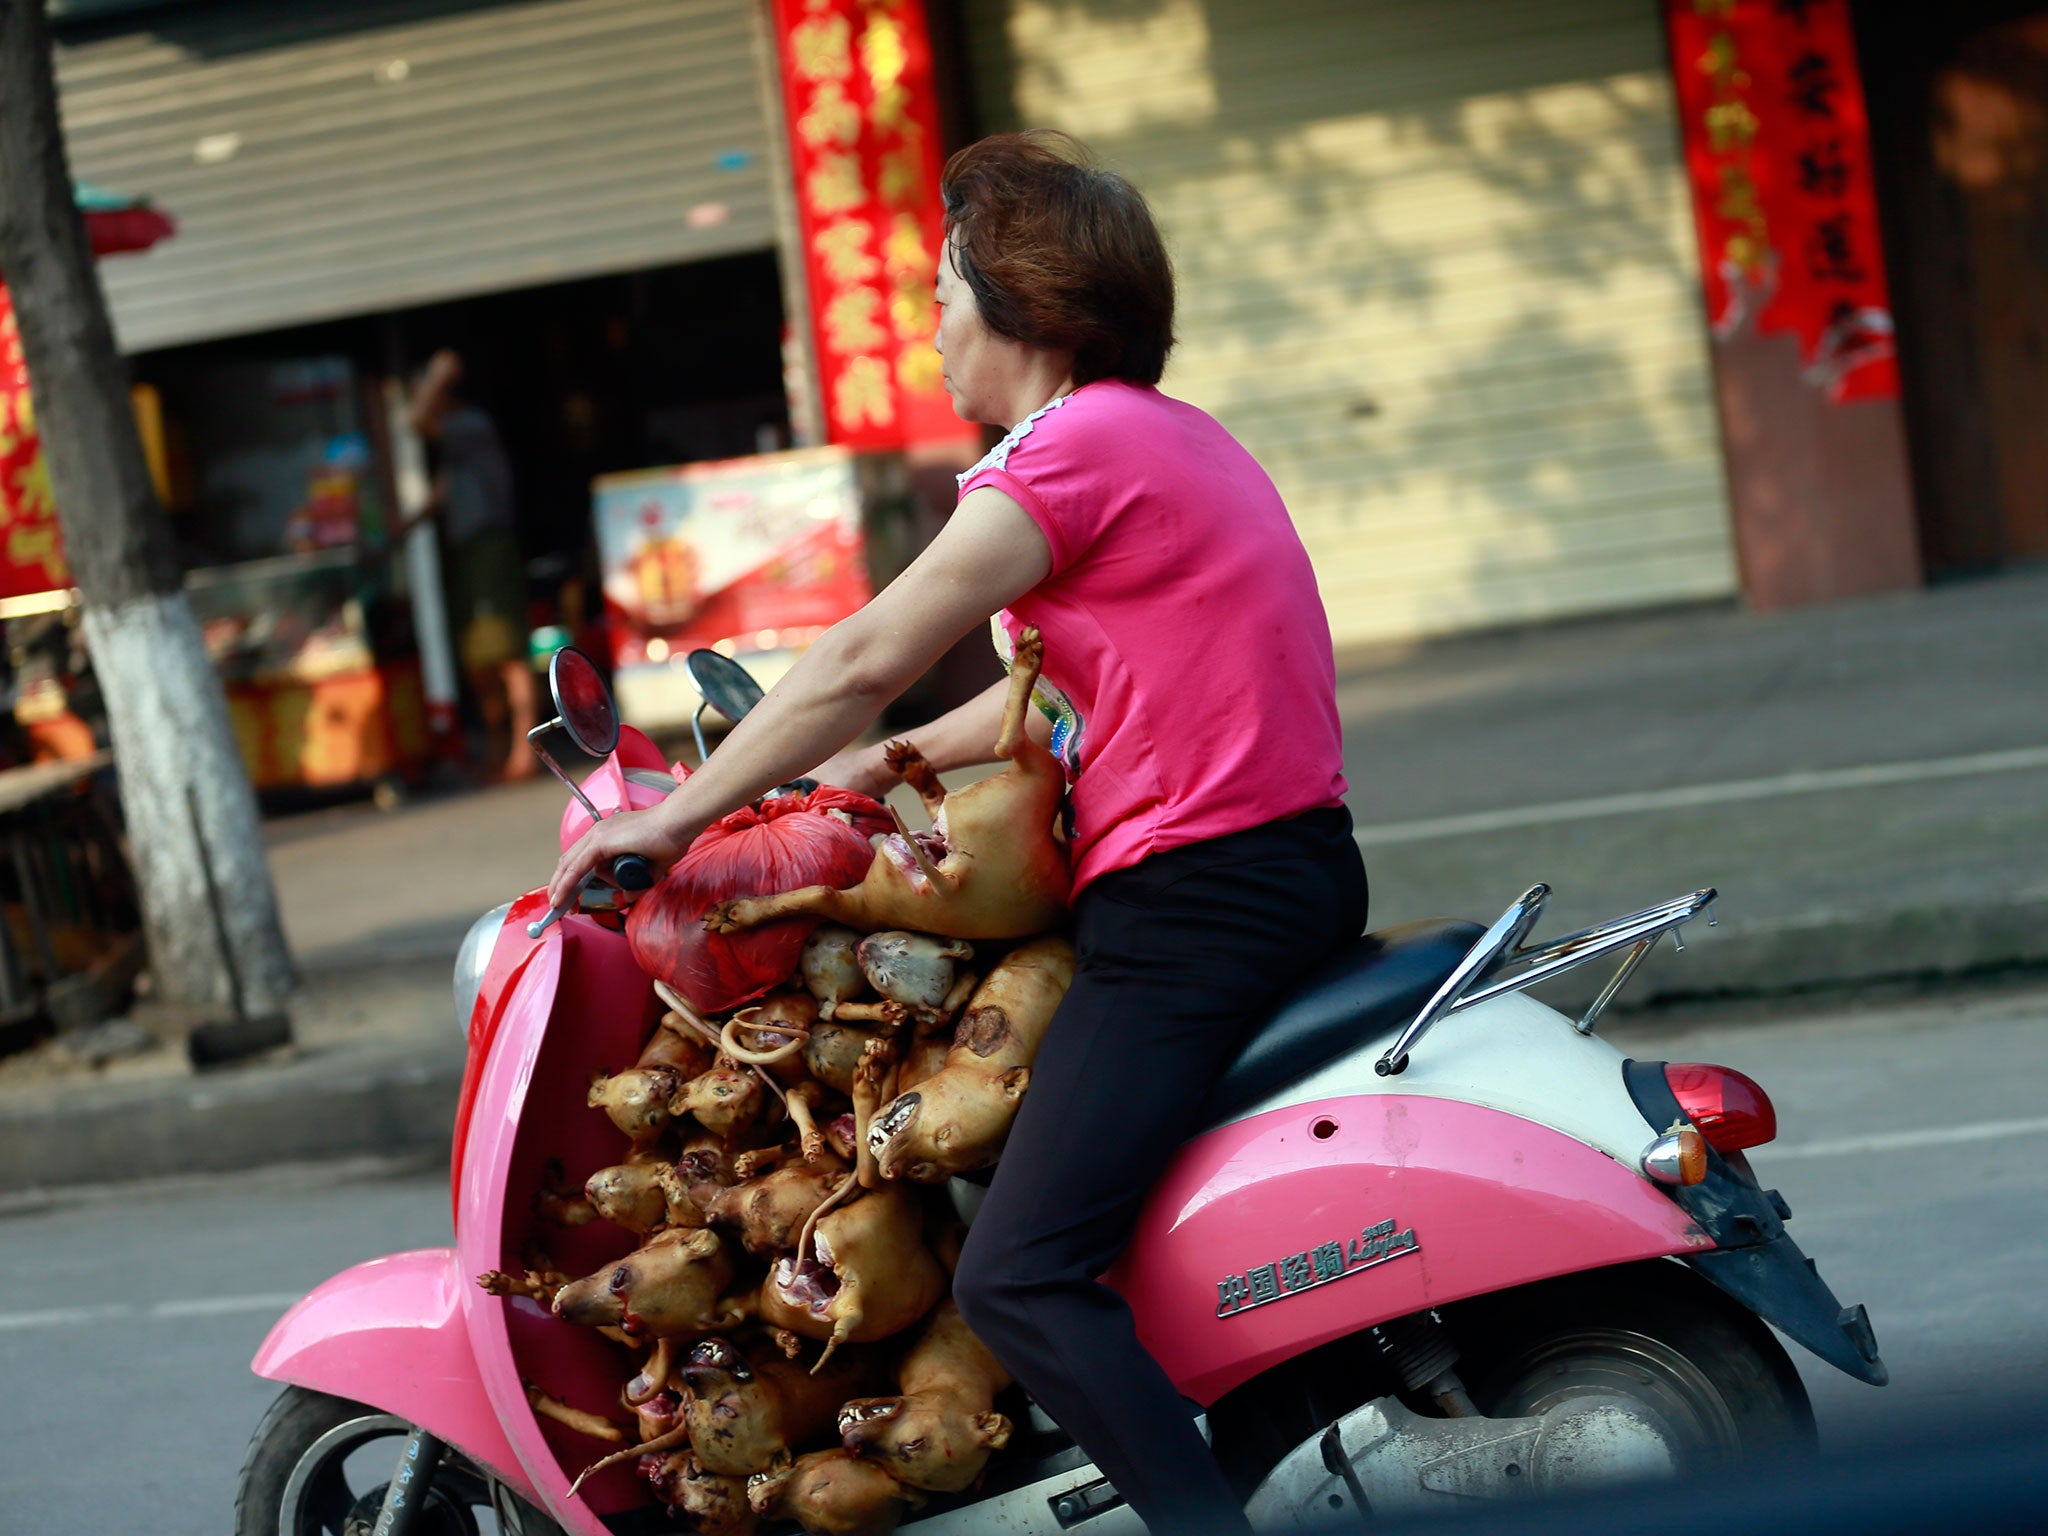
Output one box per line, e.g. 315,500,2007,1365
548,803,701,912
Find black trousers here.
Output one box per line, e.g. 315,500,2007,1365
953,807,1369,1536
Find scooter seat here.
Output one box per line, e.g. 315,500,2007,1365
1197,917,1485,1126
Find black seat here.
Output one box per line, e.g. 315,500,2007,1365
1196,917,1485,1126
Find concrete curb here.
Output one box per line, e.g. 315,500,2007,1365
0,1039,465,1197
3,898,2044,1196
1619,895,2048,1007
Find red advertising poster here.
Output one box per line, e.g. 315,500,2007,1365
0,284,71,600
0,199,176,601
595,452,872,665
773,0,967,448
593,447,873,726
1667,0,1900,402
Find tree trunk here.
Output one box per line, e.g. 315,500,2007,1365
0,0,293,1020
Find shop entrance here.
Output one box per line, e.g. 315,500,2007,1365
380,251,794,571
1859,0,2048,575
131,249,790,792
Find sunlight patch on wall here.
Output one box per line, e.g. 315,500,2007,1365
1005,0,1216,139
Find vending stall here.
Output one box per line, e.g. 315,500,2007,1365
593,446,909,734
153,354,430,797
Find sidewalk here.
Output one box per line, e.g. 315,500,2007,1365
3,566,2043,1194
1336,564,2048,1002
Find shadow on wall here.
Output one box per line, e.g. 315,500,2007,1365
55,0,511,58
963,0,1737,646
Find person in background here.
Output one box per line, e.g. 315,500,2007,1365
405,348,538,781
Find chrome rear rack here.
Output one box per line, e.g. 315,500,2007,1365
1375,885,1716,1076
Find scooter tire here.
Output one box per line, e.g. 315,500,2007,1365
1444,1258,1818,1468
234,1384,565,1536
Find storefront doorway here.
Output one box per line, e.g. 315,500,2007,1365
1859,0,2048,575
129,249,790,790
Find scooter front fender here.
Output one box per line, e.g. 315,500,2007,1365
1108,1095,1713,1405
252,1247,537,1505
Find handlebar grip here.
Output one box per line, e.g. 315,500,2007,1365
611,853,655,891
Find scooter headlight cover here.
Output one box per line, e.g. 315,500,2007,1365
454,901,514,1032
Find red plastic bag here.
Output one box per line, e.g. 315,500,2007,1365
628,787,887,1013
801,783,895,843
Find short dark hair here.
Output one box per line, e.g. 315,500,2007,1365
940,130,1175,387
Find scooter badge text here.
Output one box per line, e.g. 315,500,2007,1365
1214,1218,1419,1318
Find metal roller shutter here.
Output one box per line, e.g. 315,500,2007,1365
54,0,779,352
963,0,1736,646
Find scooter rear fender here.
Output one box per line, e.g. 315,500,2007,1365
252,1247,538,1506
1108,1093,1712,1405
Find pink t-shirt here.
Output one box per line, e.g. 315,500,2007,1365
958,380,1347,895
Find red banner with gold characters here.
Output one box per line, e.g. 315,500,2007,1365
1666,0,1899,403
773,0,963,448
0,283,72,600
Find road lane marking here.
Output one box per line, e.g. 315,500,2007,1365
1352,744,2048,847
0,1291,300,1333
1765,1114,2048,1162
0,1305,124,1332
150,1292,303,1320
7,1120,2040,1333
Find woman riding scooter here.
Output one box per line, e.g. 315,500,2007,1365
552,129,1363,1536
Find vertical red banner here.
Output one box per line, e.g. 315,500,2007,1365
1666,0,1899,402
0,284,71,599
773,0,964,448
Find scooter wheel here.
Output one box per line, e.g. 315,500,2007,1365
233,1385,565,1536
1445,1259,1816,1471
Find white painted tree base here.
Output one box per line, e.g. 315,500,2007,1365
82,592,294,1017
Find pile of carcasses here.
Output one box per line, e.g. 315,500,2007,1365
482,628,1076,1536
486,928,1071,1534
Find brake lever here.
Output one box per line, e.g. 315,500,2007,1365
526,877,627,939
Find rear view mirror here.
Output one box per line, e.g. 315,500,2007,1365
686,649,766,762
686,650,765,725
548,646,620,758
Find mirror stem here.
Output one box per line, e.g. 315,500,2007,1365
691,702,711,768
528,718,605,825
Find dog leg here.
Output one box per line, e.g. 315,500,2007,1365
852,1038,900,1191
830,999,909,1026
707,886,872,933
994,626,1044,760
478,1268,567,1305
786,1082,838,1168
525,1382,627,1443
883,740,949,822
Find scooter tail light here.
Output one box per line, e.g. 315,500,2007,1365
1665,1062,1777,1152
1641,1124,1708,1186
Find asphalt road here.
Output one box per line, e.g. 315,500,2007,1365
3,980,2043,1536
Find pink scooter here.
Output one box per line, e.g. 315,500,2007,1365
236,648,1884,1536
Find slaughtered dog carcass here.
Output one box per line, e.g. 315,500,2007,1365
759,1183,947,1366
552,1226,745,1339
748,1449,923,1536
855,932,974,1025
839,1300,1013,1492
678,1337,880,1476
705,627,1070,941
868,935,1075,1182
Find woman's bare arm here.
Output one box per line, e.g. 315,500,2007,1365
811,675,1053,800
547,486,1051,907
